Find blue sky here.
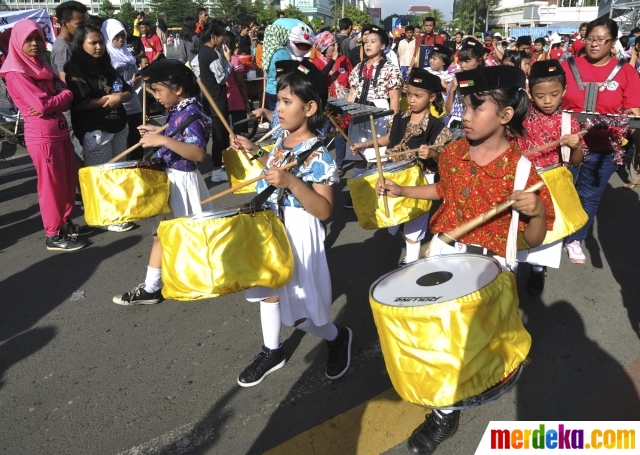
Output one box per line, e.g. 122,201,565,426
370,0,454,21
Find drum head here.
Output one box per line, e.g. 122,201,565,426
98,160,144,170
350,160,416,181
371,254,501,307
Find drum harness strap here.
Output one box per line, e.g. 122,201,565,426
356,58,386,106
248,140,325,221
142,114,203,160
566,56,625,113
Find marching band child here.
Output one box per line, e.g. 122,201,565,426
113,59,213,305
445,40,483,138
377,66,555,455
231,63,352,387
344,25,403,209
516,59,586,295
351,70,453,263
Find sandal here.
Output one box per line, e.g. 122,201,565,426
623,182,640,190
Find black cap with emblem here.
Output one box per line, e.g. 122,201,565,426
529,59,566,81
408,69,445,92
455,65,526,96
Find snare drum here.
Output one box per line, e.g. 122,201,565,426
370,254,531,408
79,160,171,226
222,145,271,194
157,204,293,301
347,160,432,229
517,165,588,249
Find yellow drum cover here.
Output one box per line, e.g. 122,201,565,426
347,160,432,230
517,165,587,249
370,255,531,407
222,146,269,194
157,207,293,301
79,161,171,226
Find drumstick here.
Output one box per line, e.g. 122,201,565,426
200,161,297,205
383,143,448,158
255,125,280,144
108,124,169,163
142,80,147,126
327,114,367,161
522,130,587,159
419,181,546,257
197,79,252,162
370,115,390,217
232,117,254,126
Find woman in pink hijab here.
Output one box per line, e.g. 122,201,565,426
0,19,90,251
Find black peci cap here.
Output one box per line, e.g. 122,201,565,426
408,69,444,92
516,35,532,47
275,59,299,77
139,58,194,85
281,59,329,109
432,44,453,60
455,66,526,96
528,59,566,80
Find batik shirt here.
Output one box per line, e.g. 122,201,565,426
348,58,403,102
155,97,211,171
431,138,555,257
518,105,587,169
256,135,338,208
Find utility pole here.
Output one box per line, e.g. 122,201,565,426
342,0,345,19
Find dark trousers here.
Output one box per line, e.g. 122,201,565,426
266,92,278,112
229,110,248,135
126,113,144,159
211,116,230,168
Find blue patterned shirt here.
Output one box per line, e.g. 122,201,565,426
155,97,211,171
256,136,338,208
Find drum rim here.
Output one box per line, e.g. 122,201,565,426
350,159,417,181
97,160,157,170
369,253,502,308
181,203,266,220
422,361,525,410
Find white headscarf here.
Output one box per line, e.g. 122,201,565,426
102,19,136,69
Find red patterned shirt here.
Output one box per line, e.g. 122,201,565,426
431,139,555,257
517,106,587,169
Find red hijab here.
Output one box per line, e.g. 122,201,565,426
0,19,54,80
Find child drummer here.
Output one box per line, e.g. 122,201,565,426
377,66,555,455
516,59,586,295
351,69,453,264
113,60,213,305
344,25,403,209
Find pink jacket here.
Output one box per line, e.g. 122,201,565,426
4,71,73,146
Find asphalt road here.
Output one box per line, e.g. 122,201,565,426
1,45,640,454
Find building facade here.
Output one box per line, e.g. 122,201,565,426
490,0,599,33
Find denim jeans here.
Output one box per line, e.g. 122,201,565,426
566,151,617,244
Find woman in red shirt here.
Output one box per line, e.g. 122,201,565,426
561,18,640,264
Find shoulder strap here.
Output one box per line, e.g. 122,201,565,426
560,112,572,162
567,57,584,91
600,59,626,92
506,155,533,271
143,114,203,160
422,115,445,145
249,140,324,211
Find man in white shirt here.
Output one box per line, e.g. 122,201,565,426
397,25,415,79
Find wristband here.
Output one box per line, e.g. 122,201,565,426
250,147,266,161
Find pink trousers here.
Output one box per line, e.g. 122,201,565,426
28,138,77,236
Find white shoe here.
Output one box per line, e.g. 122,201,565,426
259,122,270,129
564,240,586,264
107,222,134,232
210,168,228,182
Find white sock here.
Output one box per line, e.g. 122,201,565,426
260,300,282,350
405,241,421,262
143,267,162,293
439,409,453,414
297,320,339,341
532,265,544,273
353,166,367,177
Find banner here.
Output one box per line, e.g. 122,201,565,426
0,9,54,44
418,45,434,70
476,421,637,453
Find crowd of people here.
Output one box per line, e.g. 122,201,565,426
2,6,640,454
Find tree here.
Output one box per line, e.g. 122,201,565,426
410,9,445,29
343,5,372,28
281,5,308,23
149,0,199,27
451,0,481,35
99,0,116,19
115,2,137,32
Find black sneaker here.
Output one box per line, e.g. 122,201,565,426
237,345,286,387
326,326,352,379
113,284,162,305
407,410,460,455
46,233,88,251
343,197,354,209
75,193,83,206
64,220,95,237
527,267,546,296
